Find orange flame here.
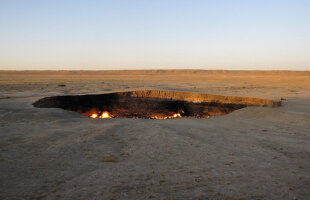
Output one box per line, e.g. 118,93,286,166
88,111,181,119
152,113,182,119
90,113,98,118
99,111,111,118
173,113,181,118
89,111,112,118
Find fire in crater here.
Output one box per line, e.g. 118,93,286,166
89,111,112,118
87,110,181,119
33,90,280,119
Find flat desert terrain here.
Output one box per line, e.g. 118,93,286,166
0,70,310,200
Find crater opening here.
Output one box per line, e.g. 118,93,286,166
33,90,281,119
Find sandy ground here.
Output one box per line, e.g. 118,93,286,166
0,70,310,200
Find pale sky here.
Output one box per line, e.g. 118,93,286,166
0,0,309,70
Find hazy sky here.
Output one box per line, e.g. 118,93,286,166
0,0,309,70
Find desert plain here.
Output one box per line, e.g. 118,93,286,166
0,70,310,200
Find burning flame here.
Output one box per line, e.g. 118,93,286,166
173,113,181,118
87,111,181,119
89,111,112,118
99,111,111,118
90,113,98,118
152,113,182,119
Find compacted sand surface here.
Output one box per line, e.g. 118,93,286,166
0,70,310,200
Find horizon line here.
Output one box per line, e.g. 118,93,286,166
1,69,309,72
